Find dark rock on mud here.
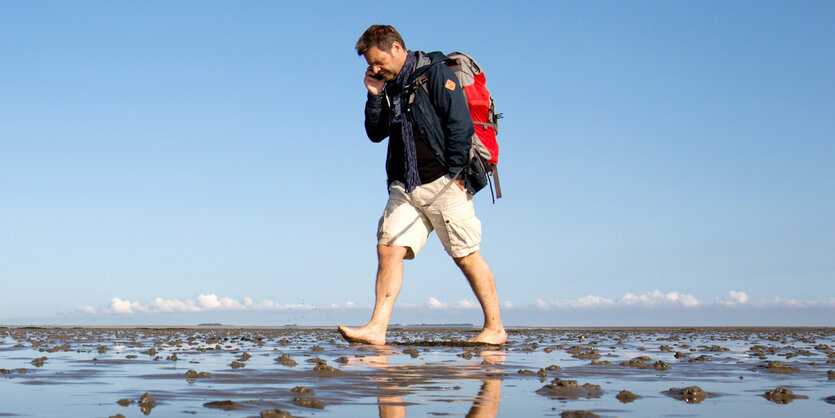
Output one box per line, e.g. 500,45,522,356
560,411,599,418
758,361,800,373
261,409,292,418
335,356,350,364
117,399,134,406
294,397,325,409
674,351,687,359
186,369,212,379
276,353,297,367
311,345,324,352
204,400,239,410
30,356,47,367
828,370,835,380
660,345,674,352
536,378,603,399
825,395,835,405
654,360,670,370
313,362,340,375
666,386,706,403
230,361,246,369
239,352,252,361
109,414,126,418
139,392,156,415
292,386,315,395
763,387,808,404
616,390,637,403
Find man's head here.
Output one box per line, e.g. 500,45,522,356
356,25,408,82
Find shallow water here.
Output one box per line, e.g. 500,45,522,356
0,327,833,417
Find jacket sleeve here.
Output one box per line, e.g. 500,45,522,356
364,92,390,143
427,64,474,177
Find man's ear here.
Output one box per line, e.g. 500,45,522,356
390,41,404,55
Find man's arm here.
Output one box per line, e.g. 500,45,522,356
365,92,390,143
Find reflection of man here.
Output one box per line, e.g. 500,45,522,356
338,25,506,346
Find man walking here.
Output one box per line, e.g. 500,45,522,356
338,25,506,345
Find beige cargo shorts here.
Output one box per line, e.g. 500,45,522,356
377,175,482,260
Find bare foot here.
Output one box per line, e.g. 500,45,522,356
337,325,387,346
469,328,507,345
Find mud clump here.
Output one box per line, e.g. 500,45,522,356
660,345,674,352
620,356,651,368
276,353,297,367
204,400,239,410
109,414,126,418
335,356,349,364
666,386,706,403
759,361,800,373
185,370,211,379
763,387,808,404
139,392,156,415
30,356,47,367
292,386,315,395
654,360,670,370
261,409,292,418
560,411,599,418
616,390,638,403
294,397,325,409
536,378,603,399
674,351,687,359
313,362,340,375
828,370,835,380
230,361,246,369
116,399,134,407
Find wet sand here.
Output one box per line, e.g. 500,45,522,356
0,326,833,417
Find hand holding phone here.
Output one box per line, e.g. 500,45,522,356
365,66,385,94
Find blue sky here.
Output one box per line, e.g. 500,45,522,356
1,1,833,326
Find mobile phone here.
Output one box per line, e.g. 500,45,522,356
370,73,384,80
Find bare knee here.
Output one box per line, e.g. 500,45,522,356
453,250,482,269
378,244,408,262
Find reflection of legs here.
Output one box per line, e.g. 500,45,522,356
454,251,507,344
338,244,407,346
466,379,502,417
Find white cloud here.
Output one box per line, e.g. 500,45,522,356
502,301,515,309
426,297,447,309
537,290,701,310
455,300,478,309
749,297,835,309
716,290,749,307
77,305,96,314
100,294,315,314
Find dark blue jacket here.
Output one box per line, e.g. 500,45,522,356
365,51,485,194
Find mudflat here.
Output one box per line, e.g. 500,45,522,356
0,326,832,417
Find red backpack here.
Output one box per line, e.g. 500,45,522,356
445,52,502,200
417,52,503,201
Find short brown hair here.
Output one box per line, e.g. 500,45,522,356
355,25,406,56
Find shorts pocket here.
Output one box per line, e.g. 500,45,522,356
441,203,482,251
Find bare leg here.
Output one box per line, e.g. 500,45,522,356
454,251,507,344
338,244,407,345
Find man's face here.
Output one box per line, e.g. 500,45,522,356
363,43,406,81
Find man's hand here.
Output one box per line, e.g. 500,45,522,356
454,178,466,192
365,66,385,95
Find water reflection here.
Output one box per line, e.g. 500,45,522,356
345,347,505,418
